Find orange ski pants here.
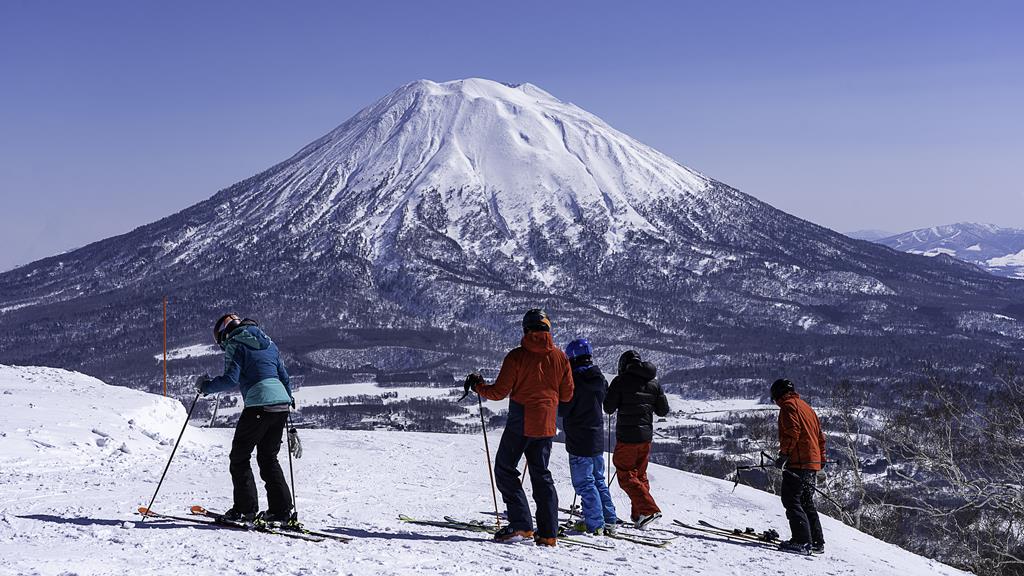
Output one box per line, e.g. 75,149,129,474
612,441,660,519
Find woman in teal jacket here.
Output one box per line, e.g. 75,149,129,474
198,313,295,524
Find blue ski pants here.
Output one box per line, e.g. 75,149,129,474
569,454,617,532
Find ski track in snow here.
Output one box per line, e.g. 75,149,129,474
0,365,965,576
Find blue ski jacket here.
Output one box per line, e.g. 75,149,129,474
203,324,293,407
558,363,608,456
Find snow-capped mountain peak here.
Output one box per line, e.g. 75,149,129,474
216,77,711,261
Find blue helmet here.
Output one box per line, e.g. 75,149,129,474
565,338,593,361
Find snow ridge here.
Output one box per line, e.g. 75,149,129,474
0,365,968,576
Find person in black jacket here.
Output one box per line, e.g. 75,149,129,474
558,338,618,536
603,350,670,529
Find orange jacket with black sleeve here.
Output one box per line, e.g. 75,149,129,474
777,391,827,471
475,331,574,438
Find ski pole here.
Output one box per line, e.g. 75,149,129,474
746,452,847,513
568,492,578,523
606,412,615,492
286,412,298,520
477,393,501,528
141,391,201,523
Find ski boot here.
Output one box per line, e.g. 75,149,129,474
254,510,293,530
493,525,534,543
635,512,662,530
219,508,256,524
778,539,812,555
534,535,557,547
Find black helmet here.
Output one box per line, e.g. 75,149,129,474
213,313,241,346
618,350,642,375
770,378,795,402
522,308,552,332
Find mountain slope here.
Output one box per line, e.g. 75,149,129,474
0,365,967,576
875,222,1024,279
0,79,1022,396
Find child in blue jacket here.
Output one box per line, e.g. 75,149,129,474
558,338,618,536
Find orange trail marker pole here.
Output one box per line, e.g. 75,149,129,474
163,297,167,397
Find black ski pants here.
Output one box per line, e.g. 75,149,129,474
781,468,824,545
229,407,292,516
494,429,558,538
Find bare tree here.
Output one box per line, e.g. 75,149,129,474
877,362,1024,575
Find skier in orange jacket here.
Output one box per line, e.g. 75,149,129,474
771,378,827,555
466,309,574,546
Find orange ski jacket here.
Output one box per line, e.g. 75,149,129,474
476,331,574,438
777,392,827,471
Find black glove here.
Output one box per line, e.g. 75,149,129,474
287,427,302,459
195,374,211,395
464,372,484,396
773,454,789,469
290,396,296,409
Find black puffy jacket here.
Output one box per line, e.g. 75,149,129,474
603,361,670,444
558,364,608,457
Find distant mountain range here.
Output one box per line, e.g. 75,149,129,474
845,229,895,242
850,223,1024,279
1,79,1022,400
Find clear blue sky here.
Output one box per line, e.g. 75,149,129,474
2,0,1022,270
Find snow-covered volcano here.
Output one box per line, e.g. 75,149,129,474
0,365,966,576
0,78,1022,394
244,78,709,261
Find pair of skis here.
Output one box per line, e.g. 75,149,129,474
558,506,673,548
397,514,613,550
137,506,350,543
670,519,810,556
558,520,672,548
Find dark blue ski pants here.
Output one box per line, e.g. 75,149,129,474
494,429,558,538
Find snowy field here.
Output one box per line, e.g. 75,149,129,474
296,382,458,404
0,365,965,576
213,380,511,422
152,344,220,363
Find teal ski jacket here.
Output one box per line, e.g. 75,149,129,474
203,323,293,407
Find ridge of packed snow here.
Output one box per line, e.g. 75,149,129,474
0,365,966,576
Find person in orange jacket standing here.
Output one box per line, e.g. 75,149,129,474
465,308,574,546
771,378,827,555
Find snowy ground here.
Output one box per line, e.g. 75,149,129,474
0,365,965,576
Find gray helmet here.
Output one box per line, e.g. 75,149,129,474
770,378,795,401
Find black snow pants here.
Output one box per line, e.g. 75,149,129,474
229,407,292,516
781,468,824,545
494,429,558,538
